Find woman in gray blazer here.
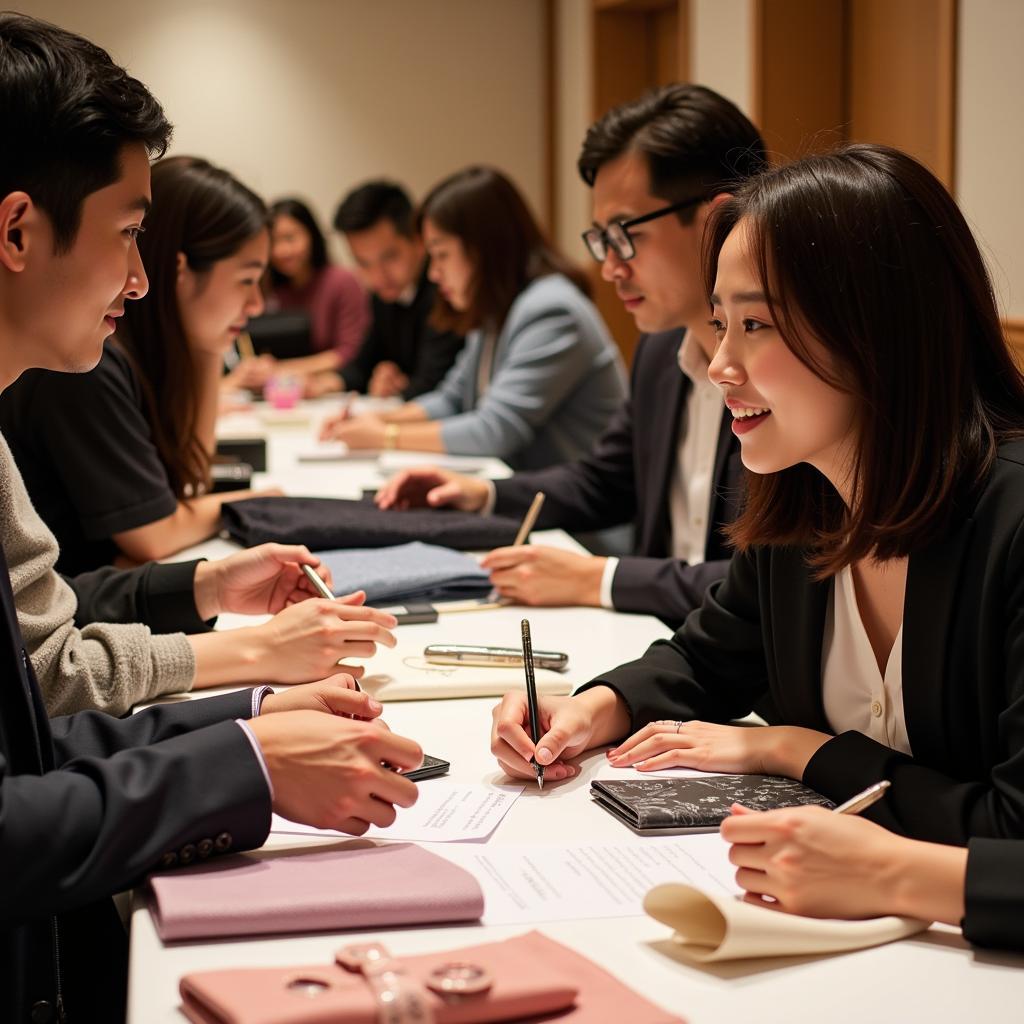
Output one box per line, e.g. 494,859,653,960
321,167,626,470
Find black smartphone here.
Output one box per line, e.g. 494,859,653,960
402,754,451,782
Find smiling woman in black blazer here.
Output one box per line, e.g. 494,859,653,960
489,143,1024,847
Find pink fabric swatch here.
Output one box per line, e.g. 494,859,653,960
149,841,484,942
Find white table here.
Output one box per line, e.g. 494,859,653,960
127,406,1024,1022
129,694,1024,1023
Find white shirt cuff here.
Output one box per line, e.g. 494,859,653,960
480,480,497,516
599,556,619,609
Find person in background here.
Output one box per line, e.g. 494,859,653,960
377,85,761,626
0,156,284,573
720,804,1024,951
489,144,1024,848
320,166,626,470
227,197,370,391
0,15,421,1020
325,179,464,399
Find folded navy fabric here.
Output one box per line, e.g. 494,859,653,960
316,542,490,604
220,496,522,551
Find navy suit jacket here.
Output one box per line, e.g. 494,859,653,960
493,329,743,626
0,542,271,1020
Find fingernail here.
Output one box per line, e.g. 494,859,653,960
368,699,382,713
537,746,552,764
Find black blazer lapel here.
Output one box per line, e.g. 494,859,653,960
770,549,834,732
902,517,976,764
639,369,688,556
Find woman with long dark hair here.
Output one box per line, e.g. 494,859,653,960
228,197,369,390
490,144,1024,846
320,166,626,470
2,157,285,570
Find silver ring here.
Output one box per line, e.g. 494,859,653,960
675,721,683,733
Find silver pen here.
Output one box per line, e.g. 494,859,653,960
301,562,336,601
833,779,890,815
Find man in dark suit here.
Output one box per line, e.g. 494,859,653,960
0,15,422,1021
329,180,464,399
377,85,767,627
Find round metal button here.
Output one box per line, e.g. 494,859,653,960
214,831,232,851
197,838,214,858
179,843,197,864
425,962,493,996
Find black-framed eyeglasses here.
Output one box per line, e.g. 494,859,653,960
581,196,705,263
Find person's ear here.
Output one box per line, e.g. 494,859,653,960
0,192,38,273
708,192,732,211
176,251,188,280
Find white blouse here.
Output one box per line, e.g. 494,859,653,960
821,565,911,755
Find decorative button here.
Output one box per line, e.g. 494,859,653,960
870,700,883,718
197,838,214,858
159,851,177,869
215,831,233,852
179,843,197,865
30,1000,55,1023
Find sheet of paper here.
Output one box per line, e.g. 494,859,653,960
431,834,740,925
271,782,524,843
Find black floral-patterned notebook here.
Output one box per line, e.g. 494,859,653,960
591,775,835,835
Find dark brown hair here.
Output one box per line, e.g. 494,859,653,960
0,11,171,251
578,83,766,223
703,143,1024,576
417,166,588,335
118,156,267,497
268,197,329,287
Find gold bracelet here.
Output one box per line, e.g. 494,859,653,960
384,423,400,450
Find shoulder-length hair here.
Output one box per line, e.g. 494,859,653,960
268,196,329,287
703,143,1024,577
118,155,267,498
417,166,589,335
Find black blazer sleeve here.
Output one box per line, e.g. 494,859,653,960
0,691,270,922
338,319,378,394
492,380,638,532
962,839,1024,950
610,556,730,623
66,559,213,634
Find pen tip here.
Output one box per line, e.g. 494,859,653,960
537,777,544,791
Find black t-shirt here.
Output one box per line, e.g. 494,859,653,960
0,342,177,574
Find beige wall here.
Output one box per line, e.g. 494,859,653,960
957,0,1024,319
553,0,593,255
20,0,547,262
690,0,754,118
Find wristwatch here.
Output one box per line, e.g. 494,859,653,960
384,423,400,449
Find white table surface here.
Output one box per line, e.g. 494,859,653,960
127,405,1024,1022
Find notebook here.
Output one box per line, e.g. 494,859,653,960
147,841,484,941
316,541,490,604
591,775,834,835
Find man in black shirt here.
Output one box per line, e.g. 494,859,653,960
330,180,463,399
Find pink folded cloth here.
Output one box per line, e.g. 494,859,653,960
180,930,688,1024
148,841,484,942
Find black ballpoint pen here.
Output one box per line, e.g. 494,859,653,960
520,618,544,790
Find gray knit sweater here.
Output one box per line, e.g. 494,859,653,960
0,432,195,716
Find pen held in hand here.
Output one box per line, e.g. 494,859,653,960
832,779,890,815
487,491,546,603
520,618,544,791
301,562,336,601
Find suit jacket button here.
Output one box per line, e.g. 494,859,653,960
197,838,214,858
214,832,232,852
30,1001,56,1023
160,852,177,868
179,843,197,864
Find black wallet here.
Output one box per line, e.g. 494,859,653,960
591,775,834,835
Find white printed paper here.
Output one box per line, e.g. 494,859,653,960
431,835,740,924
271,782,524,843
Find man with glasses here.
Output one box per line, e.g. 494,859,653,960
377,84,766,627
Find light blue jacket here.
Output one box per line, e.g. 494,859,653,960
416,274,626,470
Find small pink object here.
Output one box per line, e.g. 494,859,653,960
265,373,302,409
